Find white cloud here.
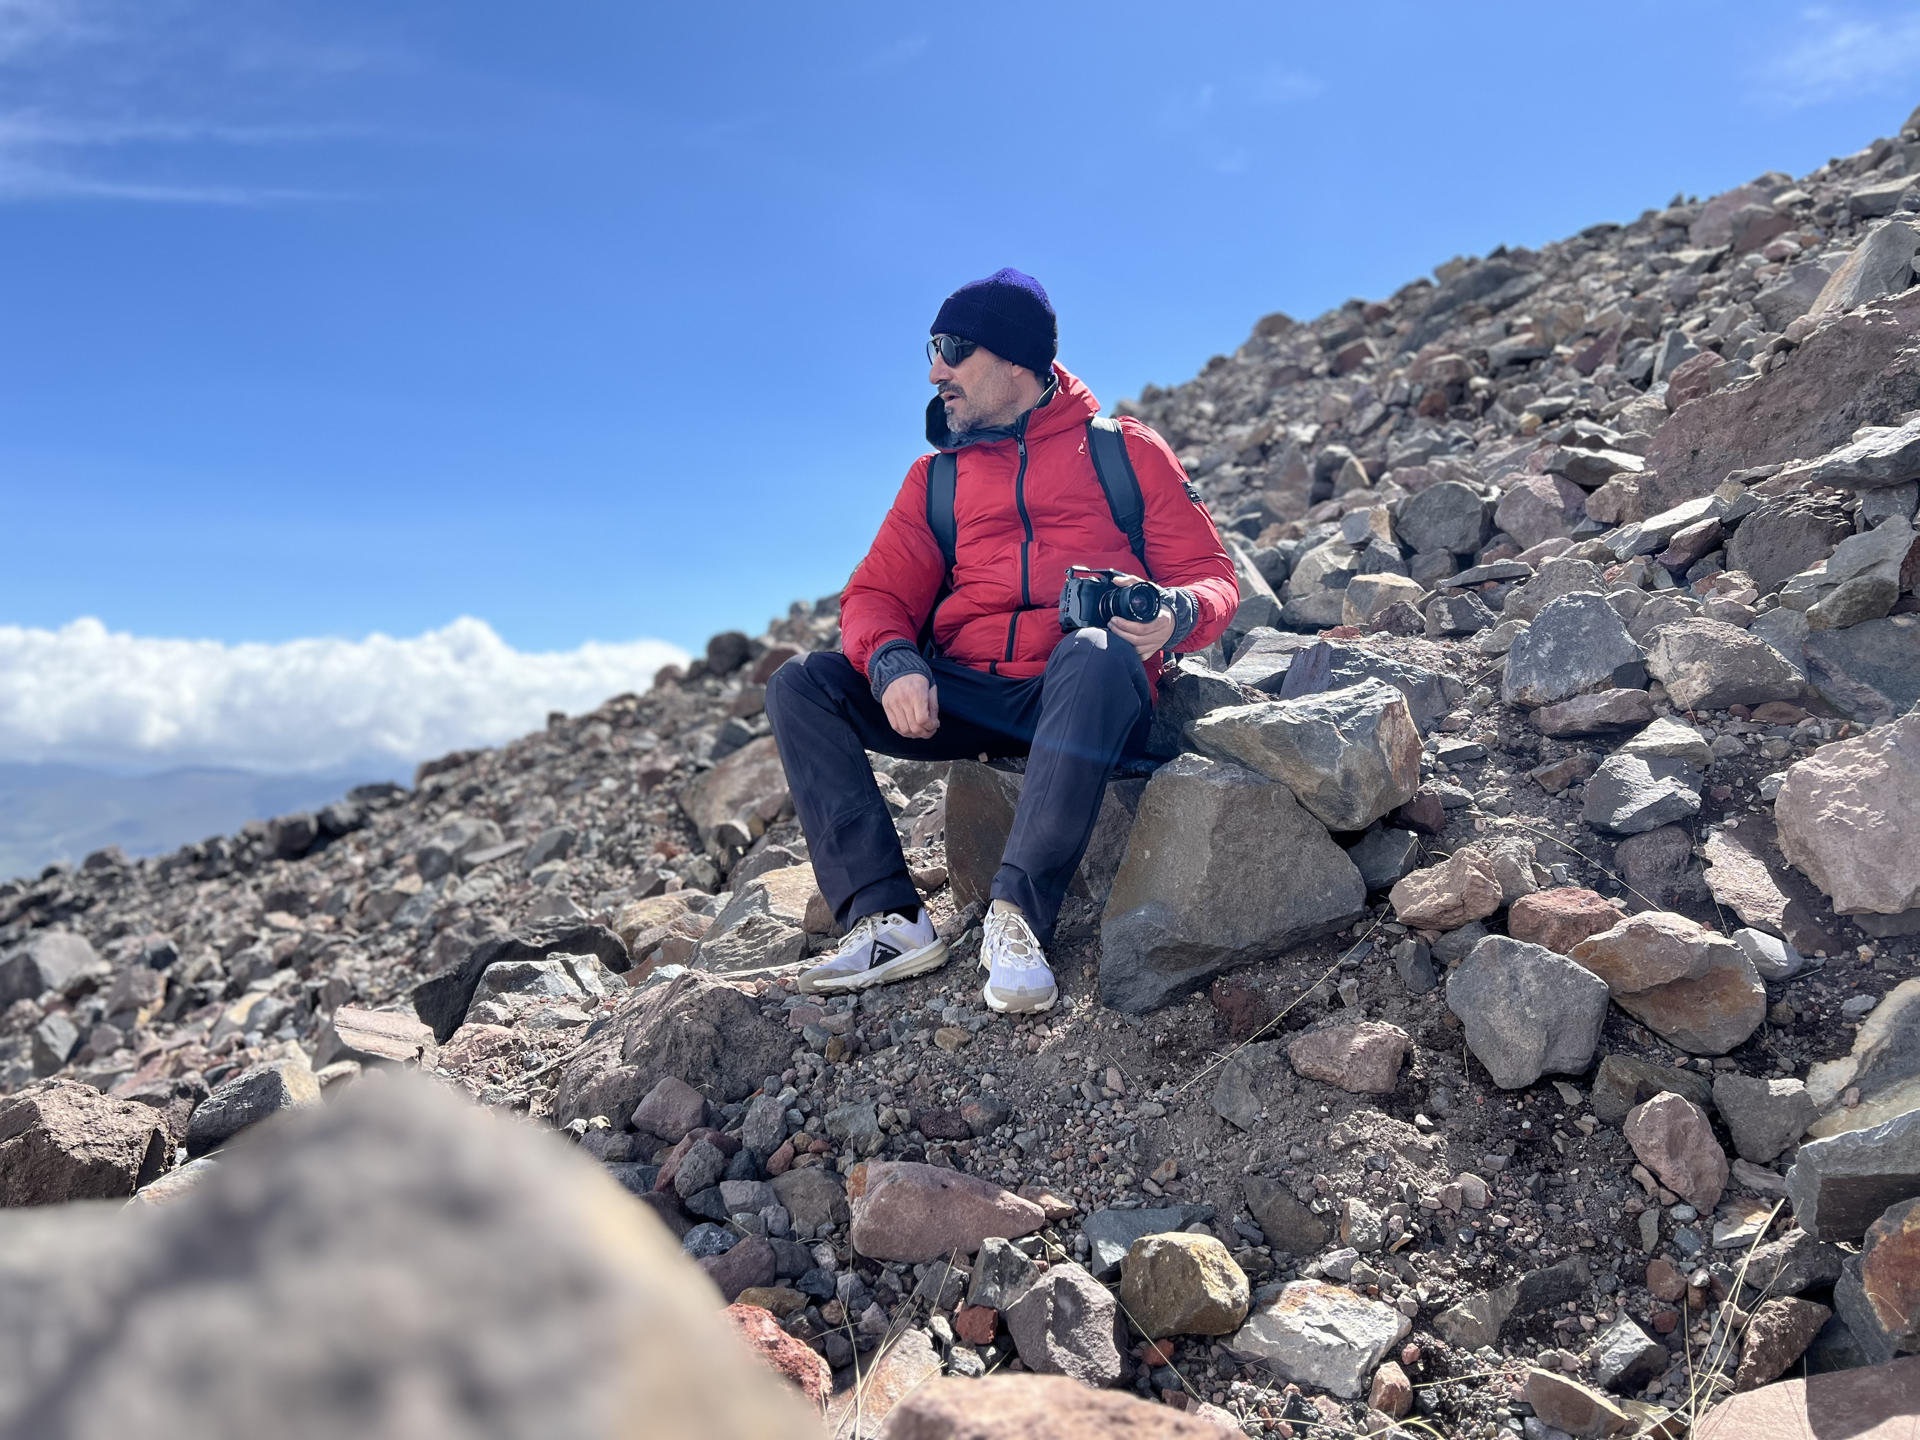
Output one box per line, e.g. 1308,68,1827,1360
1765,6,1920,106
0,0,387,203
0,617,688,773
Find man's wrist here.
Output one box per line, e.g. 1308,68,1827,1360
868,639,933,703
1163,587,1200,649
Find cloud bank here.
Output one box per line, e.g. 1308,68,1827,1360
0,617,687,773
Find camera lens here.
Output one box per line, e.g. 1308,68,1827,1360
1118,584,1160,623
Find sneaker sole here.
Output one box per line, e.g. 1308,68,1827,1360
800,937,950,994
981,981,1057,1014
978,955,1058,1014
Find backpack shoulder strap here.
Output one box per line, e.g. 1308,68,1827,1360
925,450,958,573
1086,416,1149,576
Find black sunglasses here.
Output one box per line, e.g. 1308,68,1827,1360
926,334,979,366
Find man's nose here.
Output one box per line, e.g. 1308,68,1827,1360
929,357,952,385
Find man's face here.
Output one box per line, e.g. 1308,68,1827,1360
929,342,1028,435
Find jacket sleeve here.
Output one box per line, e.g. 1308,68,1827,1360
839,455,950,679
1120,418,1239,654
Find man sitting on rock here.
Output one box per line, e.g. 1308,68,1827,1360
764,268,1238,1014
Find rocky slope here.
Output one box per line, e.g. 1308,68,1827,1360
7,105,1920,1439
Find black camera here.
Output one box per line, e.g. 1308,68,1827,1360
1058,566,1167,631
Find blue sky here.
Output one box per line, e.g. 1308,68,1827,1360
0,0,1917,770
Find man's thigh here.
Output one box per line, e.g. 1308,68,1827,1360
793,652,1020,763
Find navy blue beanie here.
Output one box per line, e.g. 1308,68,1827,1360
931,268,1057,376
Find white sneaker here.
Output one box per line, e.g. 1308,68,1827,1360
980,900,1057,1014
797,909,947,994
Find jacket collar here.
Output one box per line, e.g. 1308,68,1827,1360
924,363,1100,452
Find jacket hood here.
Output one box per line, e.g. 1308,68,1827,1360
924,363,1100,451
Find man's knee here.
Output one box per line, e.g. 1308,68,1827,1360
764,651,855,729
1053,626,1144,682
1048,627,1148,717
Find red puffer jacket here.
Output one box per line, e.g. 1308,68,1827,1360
840,365,1239,687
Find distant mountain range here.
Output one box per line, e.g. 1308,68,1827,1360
0,762,404,882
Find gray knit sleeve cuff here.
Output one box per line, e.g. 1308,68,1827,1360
868,640,934,703
1164,587,1201,650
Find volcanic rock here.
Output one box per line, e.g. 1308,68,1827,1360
1624,1091,1729,1210
1775,713,1920,917
1445,936,1610,1089
848,1161,1044,1262
1228,1280,1411,1400
1099,754,1365,1013
1188,680,1421,832
1118,1232,1250,1338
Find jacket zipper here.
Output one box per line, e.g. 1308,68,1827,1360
1014,434,1033,610
1003,611,1019,661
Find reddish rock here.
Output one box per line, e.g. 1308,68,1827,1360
1392,791,1447,834
1532,690,1656,737
1389,847,1504,930
1645,1258,1686,1303
747,643,805,685
1776,712,1920,917
879,1374,1229,1438
954,1304,999,1346
630,1075,712,1143
653,1126,740,1193
1572,911,1767,1056
765,1138,795,1175
848,1161,1045,1262
1736,1296,1832,1390
1369,1360,1413,1419
1286,1020,1412,1094
1209,975,1273,1040
0,1077,170,1206
724,1301,831,1410
1523,1368,1630,1438
1860,1195,1920,1355
1695,1352,1920,1439
1624,1092,1729,1211
1570,910,1728,991
1508,888,1624,954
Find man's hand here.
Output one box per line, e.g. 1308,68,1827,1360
882,672,940,739
1107,574,1176,661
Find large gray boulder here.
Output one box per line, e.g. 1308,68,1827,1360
1099,755,1366,1013
1228,1281,1411,1399
1581,753,1703,836
1641,286,1920,512
1189,680,1421,832
1645,619,1807,710
1808,220,1920,319
1806,614,1920,725
1787,1107,1920,1241
1502,593,1642,708
0,932,109,1007
1444,936,1610,1090
1775,713,1920,917
0,1076,820,1438
0,1078,170,1206
1278,640,1462,729
1397,481,1492,555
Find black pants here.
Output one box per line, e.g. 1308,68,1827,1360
763,628,1153,946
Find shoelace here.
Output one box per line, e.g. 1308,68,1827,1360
833,913,885,961
985,910,1045,972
